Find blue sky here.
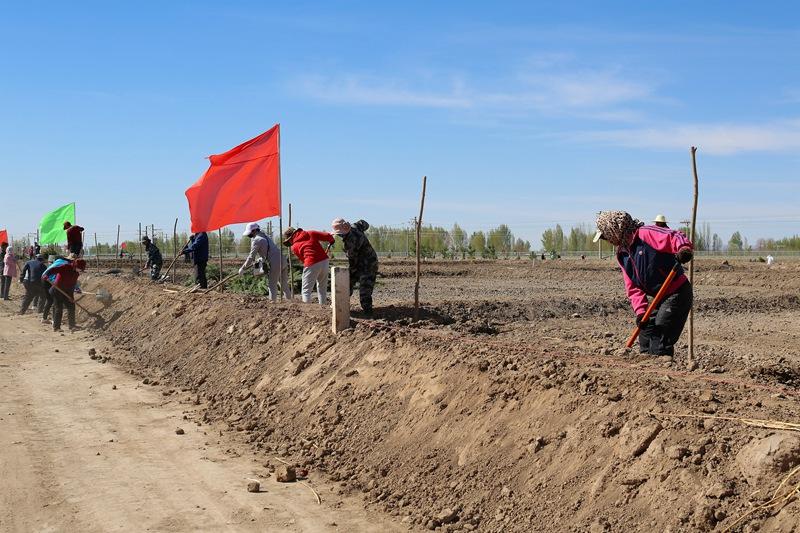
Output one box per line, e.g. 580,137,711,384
1,1,799,247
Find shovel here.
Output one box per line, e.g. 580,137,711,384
78,287,113,306
625,263,681,348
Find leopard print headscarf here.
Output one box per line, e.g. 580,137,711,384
595,211,643,247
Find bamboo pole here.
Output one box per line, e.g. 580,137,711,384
218,228,224,281
688,147,699,367
138,223,142,266
413,176,427,322
115,225,121,267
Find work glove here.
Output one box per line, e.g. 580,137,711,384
636,314,647,327
675,248,693,264
238,267,245,276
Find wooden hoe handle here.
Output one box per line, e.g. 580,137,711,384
625,263,681,349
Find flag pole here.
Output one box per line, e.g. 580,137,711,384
277,123,289,300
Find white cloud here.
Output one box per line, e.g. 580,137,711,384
571,119,800,155
297,75,472,109
294,66,654,123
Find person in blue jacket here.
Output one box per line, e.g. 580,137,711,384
182,232,209,288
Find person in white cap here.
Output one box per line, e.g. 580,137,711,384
653,215,669,228
238,222,290,301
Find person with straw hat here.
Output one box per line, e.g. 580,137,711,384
653,214,669,228
593,211,694,357
282,226,335,305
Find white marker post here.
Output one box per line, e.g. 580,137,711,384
331,266,350,333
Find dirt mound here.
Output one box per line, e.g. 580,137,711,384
71,273,800,532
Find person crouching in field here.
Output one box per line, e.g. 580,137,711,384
44,255,86,332
141,236,163,281
283,227,335,305
594,211,694,357
332,218,379,315
239,222,290,301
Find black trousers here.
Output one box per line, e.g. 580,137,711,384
68,243,82,255
51,288,76,330
194,261,208,289
0,275,10,299
639,281,693,356
20,281,45,314
41,280,54,319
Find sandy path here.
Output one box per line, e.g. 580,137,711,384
0,308,403,533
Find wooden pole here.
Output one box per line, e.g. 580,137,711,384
331,266,350,333
218,228,224,282
413,176,427,321
115,225,121,267
93,232,100,269
138,223,142,266
688,147,700,367
287,203,294,298
171,218,178,281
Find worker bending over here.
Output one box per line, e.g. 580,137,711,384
141,236,163,280
332,218,379,315
594,211,694,357
283,226,334,305
239,222,290,301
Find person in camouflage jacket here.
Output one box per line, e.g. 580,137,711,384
141,236,163,281
332,218,378,314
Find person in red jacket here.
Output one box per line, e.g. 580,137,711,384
282,227,334,305
594,211,693,357
44,254,86,332
63,221,85,256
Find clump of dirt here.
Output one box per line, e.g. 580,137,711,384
73,273,800,532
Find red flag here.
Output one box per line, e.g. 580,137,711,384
185,125,281,232
0,229,7,244
120,242,127,249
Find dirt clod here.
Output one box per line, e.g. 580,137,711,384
175,427,185,435
247,481,260,493
276,465,296,483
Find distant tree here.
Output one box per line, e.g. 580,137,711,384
469,231,486,253
553,224,564,252
488,224,513,254
728,231,743,251
450,223,467,255
712,233,723,252
541,228,555,252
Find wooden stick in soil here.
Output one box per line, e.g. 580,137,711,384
287,203,294,298
93,233,100,269
115,225,121,268
218,228,223,282
203,271,238,293
688,147,699,368
171,218,178,281
413,175,427,322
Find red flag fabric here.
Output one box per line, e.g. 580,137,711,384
120,242,127,249
185,125,281,233
0,229,7,244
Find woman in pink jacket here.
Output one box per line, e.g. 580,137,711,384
2,245,19,300
594,211,694,357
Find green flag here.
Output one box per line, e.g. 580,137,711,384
39,202,76,244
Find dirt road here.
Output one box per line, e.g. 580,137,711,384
0,309,404,533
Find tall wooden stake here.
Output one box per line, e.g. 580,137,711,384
287,203,294,298
688,147,700,367
115,225,121,267
94,232,100,269
413,176,427,322
218,228,224,282
138,223,143,266
172,218,178,281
